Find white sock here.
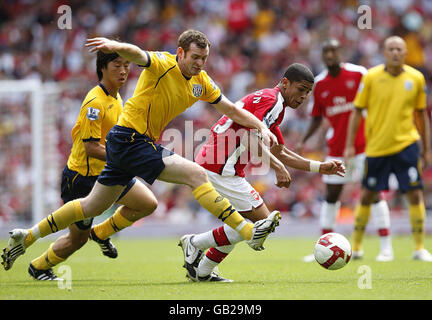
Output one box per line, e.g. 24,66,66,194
372,200,392,252
191,230,216,250
30,224,41,239
192,225,244,251
319,201,340,232
198,245,235,277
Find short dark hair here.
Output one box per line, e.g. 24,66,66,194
96,51,120,81
178,29,210,53
321,38,341,51
282,63,314,84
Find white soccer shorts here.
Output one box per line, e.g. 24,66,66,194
322,153,366,185
206,170,263,212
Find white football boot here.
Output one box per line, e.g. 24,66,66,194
197,271,234,282
376,248,394,262
178,234,204,280
2,229,28,270
246,210,281,251
351,250,364,260
413,249,432,262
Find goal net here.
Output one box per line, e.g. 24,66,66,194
0,79,75,226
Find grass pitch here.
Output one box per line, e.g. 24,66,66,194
0,236,431,300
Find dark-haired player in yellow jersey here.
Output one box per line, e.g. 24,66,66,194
345,36,432,261
3,30,281,274
23,51,158,280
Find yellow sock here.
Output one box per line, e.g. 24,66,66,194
193,182,253,240
31,243,65,270
92,206,134,240
25,200,85,247
352,204,371,252
409,203,425,251
24,230,36,248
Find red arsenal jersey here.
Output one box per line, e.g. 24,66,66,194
310,63,367,157
196,86,285,177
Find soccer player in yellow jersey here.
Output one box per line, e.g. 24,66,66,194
345,36,432,261
24,51,158,280
2,30,281,273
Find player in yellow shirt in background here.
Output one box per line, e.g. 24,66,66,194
2,30,281,274
345,36,432,261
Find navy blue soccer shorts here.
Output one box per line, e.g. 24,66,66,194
97,125,174,187
362,142,423,193
61,165,136,230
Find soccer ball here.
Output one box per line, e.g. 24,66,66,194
314,232,352,270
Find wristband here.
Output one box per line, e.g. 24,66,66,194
309,160,321,173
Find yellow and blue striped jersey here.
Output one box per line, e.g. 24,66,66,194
117,51,222,141
354,64,427,157
67,84,123,176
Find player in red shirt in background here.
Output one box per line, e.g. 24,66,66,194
297,39,393,262
179,63,346,282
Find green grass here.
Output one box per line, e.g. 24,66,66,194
0,236,431,300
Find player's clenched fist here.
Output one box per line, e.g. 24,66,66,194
319,160,345,177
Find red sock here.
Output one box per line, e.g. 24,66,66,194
212,226,231,246
205,247,229,263
378,228,390,237
322,228,333,235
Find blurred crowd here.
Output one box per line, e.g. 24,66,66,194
1,0,432,225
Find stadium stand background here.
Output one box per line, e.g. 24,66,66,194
0,0,431,233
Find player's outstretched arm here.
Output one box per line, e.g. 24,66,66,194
343,106,363,163
213,95,277,147
85,37,149,66
244,133,291,188
271,144,345,176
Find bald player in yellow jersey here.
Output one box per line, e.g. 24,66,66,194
22,51,157,280
3,30,281,275
345,36,432,261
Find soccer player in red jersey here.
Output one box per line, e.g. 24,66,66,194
297,39,393,262
180,63,346,282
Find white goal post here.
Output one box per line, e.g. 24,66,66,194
0,79,63,225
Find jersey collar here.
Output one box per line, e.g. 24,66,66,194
98,83,117,99
275,86,287,107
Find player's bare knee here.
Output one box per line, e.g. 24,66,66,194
63,231,89,252
137,197,158,218
189,165,208,188
406,189,422,205
74,233,89,249
360,189,377,206
80,197,110,217
148,197,158,213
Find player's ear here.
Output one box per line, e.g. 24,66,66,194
177,47,184,59
282,77,291,90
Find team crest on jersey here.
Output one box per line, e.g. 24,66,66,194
346,80,355,89
192,84,203,97
87,107,100,121
404,80,413,91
